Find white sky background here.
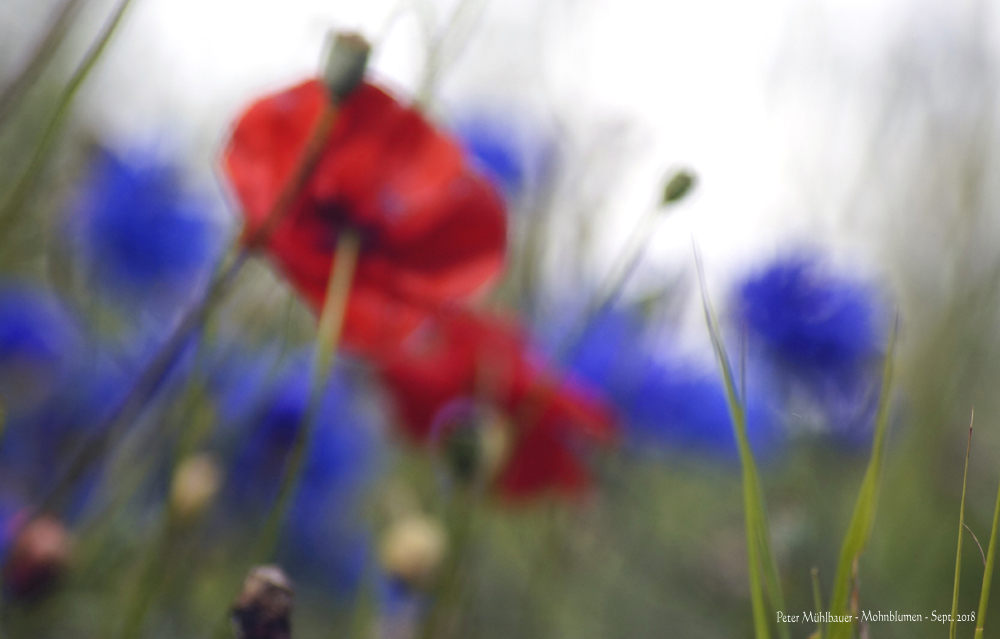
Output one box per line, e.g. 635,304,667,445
9,0,995,314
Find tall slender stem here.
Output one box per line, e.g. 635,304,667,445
974,462,1000,639
810,567,824,639
25,99,342,527
253,230,360,562
417,489,477,639
207,232,359,639
117,360,218,639
0,0,135,236
0,0,87,129
951,414,973,639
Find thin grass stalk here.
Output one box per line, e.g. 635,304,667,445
826,318,897,639
24,96,342,529
951,414,974,639
0,0,135,235
974,464,1000,638
27,247,245,521
418,490,478,639
811,568,824,639
8,34,346,529
554,189,689,362
694,249,788,639
118,360,219,639
345,555,377,639
0,0,87,129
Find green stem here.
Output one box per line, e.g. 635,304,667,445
0,0,135,236
207,232,358,639
811,568,824,639
252,229,359,562
117,522,176,639
26,91,340,528
951,416,973,639
417,490,477,639
0,0,86,129
974,462,1000,638
554,191,688,362
29,249,247,519
695,249,787,639
827,319,897,639
345,555,377,639
117,363,216,639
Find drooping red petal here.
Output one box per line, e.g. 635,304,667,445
375,310,617,499
375,312,530,442
222,80,507,355
496,423,591,499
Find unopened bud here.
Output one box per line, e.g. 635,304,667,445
170,453,222,522
437,402,512,486
3,514,71,600
231,565,294,639
379,515,446,588
661,170,696,205
323,32,370,101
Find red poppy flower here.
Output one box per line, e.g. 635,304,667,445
376,311,616,499
222,79,507,354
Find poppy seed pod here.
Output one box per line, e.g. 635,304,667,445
322,32,370,100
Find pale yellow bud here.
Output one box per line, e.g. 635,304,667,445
379,515,446,587
170,453,222,522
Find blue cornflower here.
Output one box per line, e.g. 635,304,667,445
0,283,81,415
564,309,780,458
735,255,886,444
71,148,221,302
378,573,427,634
205,343,282,428
452,113,552,202
736,256,882,379
0,349,127,517
223,351,382,592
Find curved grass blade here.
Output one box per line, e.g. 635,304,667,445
826,317,898,639
951,414,973,639
974,463,1000,638
695,249,788,639
0,0,135,236
811,567,824,639
23,38,355,524
0,0,87,129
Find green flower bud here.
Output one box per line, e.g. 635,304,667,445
662,170,696,205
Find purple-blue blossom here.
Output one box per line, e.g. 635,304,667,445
219,350,382,593
734,255,887,444
0,283,81,415
70,148,222,303
563,309,781,458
